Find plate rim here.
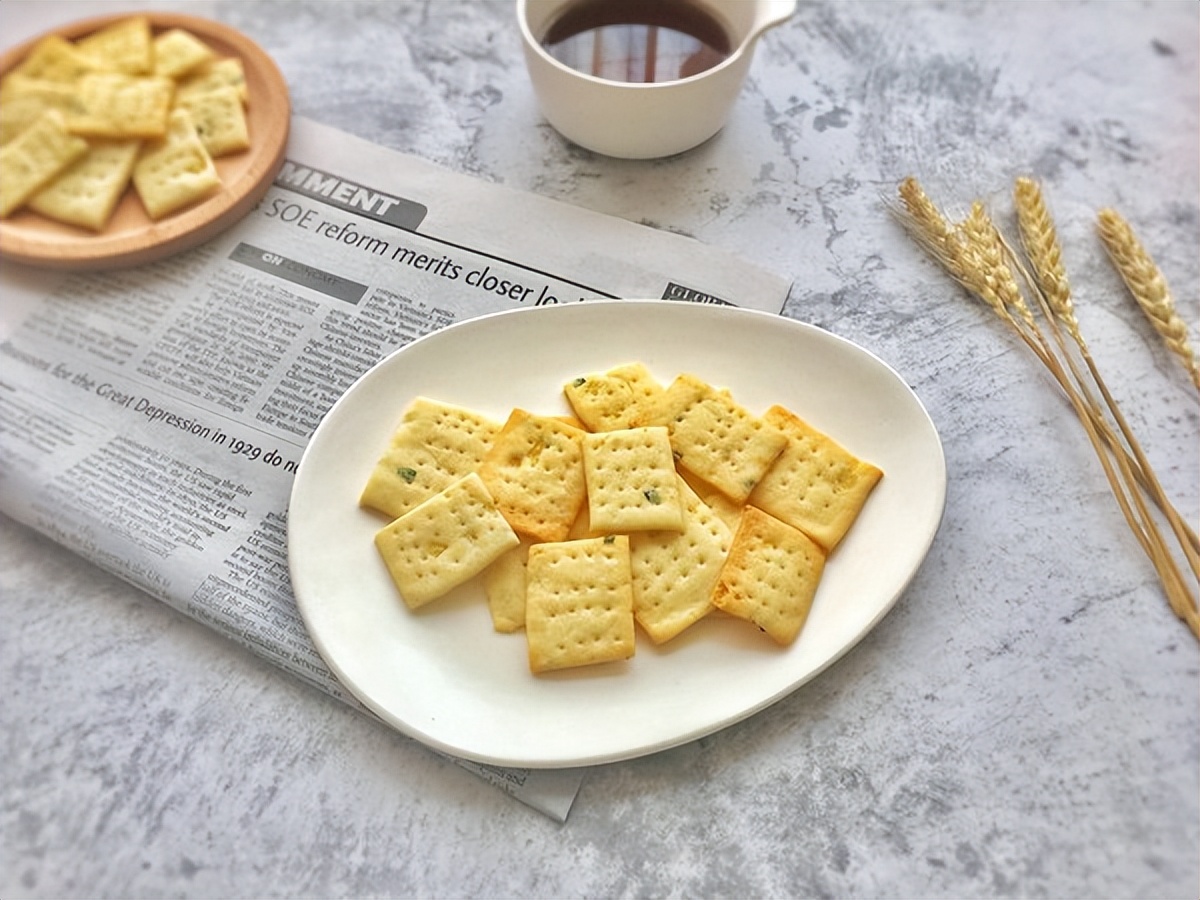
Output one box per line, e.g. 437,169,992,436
288,300,948,768
0,11,290,271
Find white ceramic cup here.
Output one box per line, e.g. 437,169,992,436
517,0,797,159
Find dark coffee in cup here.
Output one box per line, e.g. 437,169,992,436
540,0,733,83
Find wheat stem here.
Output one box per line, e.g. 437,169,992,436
892,178,1199,639
995,213,1197,602
1097,208,1200,390
1012,180,1200,564
1008,233,1200,602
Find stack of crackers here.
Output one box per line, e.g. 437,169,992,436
0,16,251,227
361,363,883,675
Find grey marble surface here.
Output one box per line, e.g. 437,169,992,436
2,1,1198,898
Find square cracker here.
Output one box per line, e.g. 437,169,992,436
173,85,250,157
374,472,519,610
75,16,154,75
583,426,684,534
10,35,99,82
525,535,636,673
477,409,587,543
712,506,827,646
564,362,665,432
153,28,216,79
360,397,500,521
175,58,249,106
28,138,140,231
630,476,732,644
131,108,222,219
0,109,89,217
679,467,744,535
749,405,883,552
0,75,88,145
0,92,50,146
70,72,174,139
639,373,788,504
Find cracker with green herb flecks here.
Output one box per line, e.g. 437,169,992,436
172,85,249,157
563,362,665,432
630,475,731,643
637,373,788,504
360,397,501,521
174,57,249,106
582,425,683,534
131,107,221,219
374,472,519,609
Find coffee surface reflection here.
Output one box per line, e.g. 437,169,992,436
541,0,732,83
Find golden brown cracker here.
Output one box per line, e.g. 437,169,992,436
525,535,636,673
477,409,587,543
360,397,500,521
640,373,787,504
712,506,827,646
374,473,520,610
749,405,883,552
629,476,732,644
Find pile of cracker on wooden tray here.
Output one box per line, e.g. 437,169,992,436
0,15,250,226
360,363,884,675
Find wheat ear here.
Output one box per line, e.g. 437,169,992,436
969,201,1195,619
1097,208,1200,390
1014,179,1200,562
892,178,1199,639
1014,177,1078,336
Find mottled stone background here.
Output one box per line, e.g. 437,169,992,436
3,1,1197,898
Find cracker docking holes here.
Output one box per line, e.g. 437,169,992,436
360,364,884,675
1,16,253,227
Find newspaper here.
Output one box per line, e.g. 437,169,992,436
0,116,790,822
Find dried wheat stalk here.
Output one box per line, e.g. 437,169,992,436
1014,180,1200,563
1014,178,1077,335
891,177,1199,639
1096,208,1200,390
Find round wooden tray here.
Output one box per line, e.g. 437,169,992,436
0,12,290,271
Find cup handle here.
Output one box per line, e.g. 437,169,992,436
748,0,799,40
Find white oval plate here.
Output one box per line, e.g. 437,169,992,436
288,301,946,768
